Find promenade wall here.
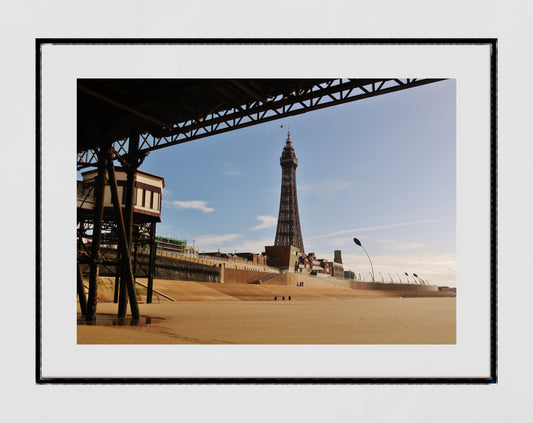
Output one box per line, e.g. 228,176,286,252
166,253,277,273
93,249,222,283
89,248,437,292
258,272,438,292
349,280,438,292
153,255,220,283
223,268,274,284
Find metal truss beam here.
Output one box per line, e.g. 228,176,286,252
77,78,444,169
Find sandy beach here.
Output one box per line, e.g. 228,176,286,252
78,281,456,344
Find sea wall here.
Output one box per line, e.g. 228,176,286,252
260,272,438,291
223,268,273,284
349,280,438,292
85,249,437,291
152,255,220,283
259,273,351,288
94,249,221,283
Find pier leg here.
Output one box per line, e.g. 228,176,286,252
113,251,120,304
133,226,138,276
118,134,138,317
106,150,140,320
77,262,87,316
85,152,107,321
118,266,129,316
147,219,156,304
117,168,133,317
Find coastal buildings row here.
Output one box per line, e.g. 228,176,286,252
264,245,345,278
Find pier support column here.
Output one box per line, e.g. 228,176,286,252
106,148,140,320
219,263,225,283
133,226,139,276
118,133,141,317
113,251,121,304
77,262,87,316
85,151,107,321
147,219,156,303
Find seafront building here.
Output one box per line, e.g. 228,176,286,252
154,235,199,257
77,167,164,223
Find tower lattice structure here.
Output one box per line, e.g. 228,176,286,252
274,132,305,253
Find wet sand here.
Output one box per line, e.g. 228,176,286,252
77,297,456,344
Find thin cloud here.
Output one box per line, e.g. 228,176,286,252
196,233,242,247
223,238,273,254
376,239,396,244
221,161,243,176
299,179,355,198
250,215,277,231
299,180,354,192
307,220,439,241
375,239,424,250
168,200,214,213
389,242,425,250
222,169,243,176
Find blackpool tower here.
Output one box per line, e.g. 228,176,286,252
274,132,305,253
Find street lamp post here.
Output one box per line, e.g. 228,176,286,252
353,237,375,282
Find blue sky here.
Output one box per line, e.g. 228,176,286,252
131,79,456,286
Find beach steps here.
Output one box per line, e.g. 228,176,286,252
150,280,238,301
81,277,171,303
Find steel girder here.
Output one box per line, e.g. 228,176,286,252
77,78,444,169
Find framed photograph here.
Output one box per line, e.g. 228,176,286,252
37,39,496,382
